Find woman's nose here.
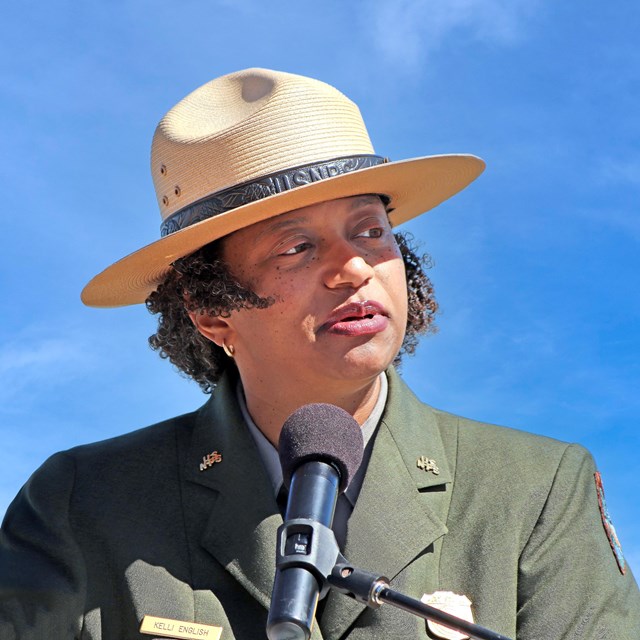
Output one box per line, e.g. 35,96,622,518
323,249,375,290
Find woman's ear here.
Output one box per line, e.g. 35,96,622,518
187,309,234,349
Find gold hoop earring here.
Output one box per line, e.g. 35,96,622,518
222,341,235,358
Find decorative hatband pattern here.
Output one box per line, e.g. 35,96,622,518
160,154,386,237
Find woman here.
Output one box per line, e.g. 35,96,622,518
148,194,431,445
1,68,638,639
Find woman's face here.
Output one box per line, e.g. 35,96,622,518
216,195,408,393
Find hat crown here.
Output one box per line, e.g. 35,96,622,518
151,68,375,221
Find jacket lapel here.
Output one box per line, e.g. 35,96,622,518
181,373,327,639
181,372,282,609
319,368,456,640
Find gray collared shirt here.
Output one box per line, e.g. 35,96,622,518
237,373,388,549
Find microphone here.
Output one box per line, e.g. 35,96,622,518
267,403,364,640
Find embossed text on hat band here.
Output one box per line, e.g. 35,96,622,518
160,154,386,237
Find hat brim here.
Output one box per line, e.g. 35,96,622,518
81,154,484,307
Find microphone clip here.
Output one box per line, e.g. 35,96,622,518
275,517,340,599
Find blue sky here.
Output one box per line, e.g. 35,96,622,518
2,1,639,574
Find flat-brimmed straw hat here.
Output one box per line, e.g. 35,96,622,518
81,68,485,308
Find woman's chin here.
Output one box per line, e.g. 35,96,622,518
331,341,400,380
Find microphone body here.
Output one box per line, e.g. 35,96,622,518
266,403,364,640
267,461,340,640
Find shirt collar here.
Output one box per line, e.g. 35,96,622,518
237,373,388,498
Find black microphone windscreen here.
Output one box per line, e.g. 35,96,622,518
279,403,364,493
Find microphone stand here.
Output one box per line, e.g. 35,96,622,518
270,512,513,640
328,557,513,640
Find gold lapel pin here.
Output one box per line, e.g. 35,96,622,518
199,450,222,471
416,455,440,475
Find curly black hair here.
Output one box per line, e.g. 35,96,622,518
146,231,437,393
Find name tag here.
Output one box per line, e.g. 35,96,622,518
140,615,223,640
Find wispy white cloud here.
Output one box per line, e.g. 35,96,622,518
365,0,538,70
573,205,640,241
597,157,640,189
0,327,96,410
0,339,76,374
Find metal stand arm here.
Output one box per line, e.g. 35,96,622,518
328,559,513,640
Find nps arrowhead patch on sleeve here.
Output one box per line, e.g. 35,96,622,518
594,471,626,575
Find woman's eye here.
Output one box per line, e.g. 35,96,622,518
280,241,312,256
357,227,384,239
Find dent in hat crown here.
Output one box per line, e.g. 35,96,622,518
151,68,376,224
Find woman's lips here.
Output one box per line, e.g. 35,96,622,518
321,301,389,336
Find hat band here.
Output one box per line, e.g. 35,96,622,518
160,154,387,237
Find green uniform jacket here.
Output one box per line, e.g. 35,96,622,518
1,368,639,639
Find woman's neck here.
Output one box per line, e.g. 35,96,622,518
239,374,382,447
